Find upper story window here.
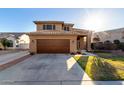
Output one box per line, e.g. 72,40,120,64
43,24,56,30
47,25,52,30
64,26,69,31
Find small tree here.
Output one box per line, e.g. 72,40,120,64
104,40,112,50
113,39,120,44
0,38,10,50
113,40,120,50
7,40,13,47
91,43,95,50
119,43,124,51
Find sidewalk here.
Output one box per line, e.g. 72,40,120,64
0,51,30,70
61,80,124,85
0,51,29,65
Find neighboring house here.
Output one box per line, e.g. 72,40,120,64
0,42,4,49
28,21,92,53
0,33,30,49
92,28,124,43
18,34,30,49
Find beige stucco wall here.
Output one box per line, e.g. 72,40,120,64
29,35,77,53
87,31,92,51
55,24,63,31
36,24,42,31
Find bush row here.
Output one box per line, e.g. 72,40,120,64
91,40,124,51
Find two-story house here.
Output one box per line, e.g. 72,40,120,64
28,21,92,53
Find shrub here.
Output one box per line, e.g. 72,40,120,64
112,44,118,50
92,39,124,51
104,40,113,50
30,52,35,55
118,43,124,51
70,52,75,55
7,40,13,47
93,42,104,50
96,42,104,50
113,39,120,44
91,43,95,49
76,51,81,54
0,38,11,50
113,40,121,49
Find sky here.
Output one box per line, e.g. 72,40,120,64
0,8,124,32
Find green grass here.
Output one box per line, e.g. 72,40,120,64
109,56,124,61
95,52,112,56
73,55,124,80
94,52,124,61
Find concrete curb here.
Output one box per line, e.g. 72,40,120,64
0,54,31,71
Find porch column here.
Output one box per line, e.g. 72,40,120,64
29,37,37,53
86,31,92,51
70,37,77,53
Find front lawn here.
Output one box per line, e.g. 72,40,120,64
94,52,124,61
73,55,124,80
94,52,112,57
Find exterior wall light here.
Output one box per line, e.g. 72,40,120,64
72,40,74,43
32,40,34,43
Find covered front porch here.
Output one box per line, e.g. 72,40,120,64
77,35,92,51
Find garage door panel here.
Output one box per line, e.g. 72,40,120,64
37,39,70,53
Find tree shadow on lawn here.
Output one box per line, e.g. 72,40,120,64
91,57,120,80
75,56,123,85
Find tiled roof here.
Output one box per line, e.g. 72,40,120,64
34,21,64,24
28,29,89,36
33,21,74,27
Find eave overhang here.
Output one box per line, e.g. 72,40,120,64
28,30,89,36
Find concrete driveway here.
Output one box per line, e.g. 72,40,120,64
0,54,91,85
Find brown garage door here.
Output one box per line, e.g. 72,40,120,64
37,39,70,53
